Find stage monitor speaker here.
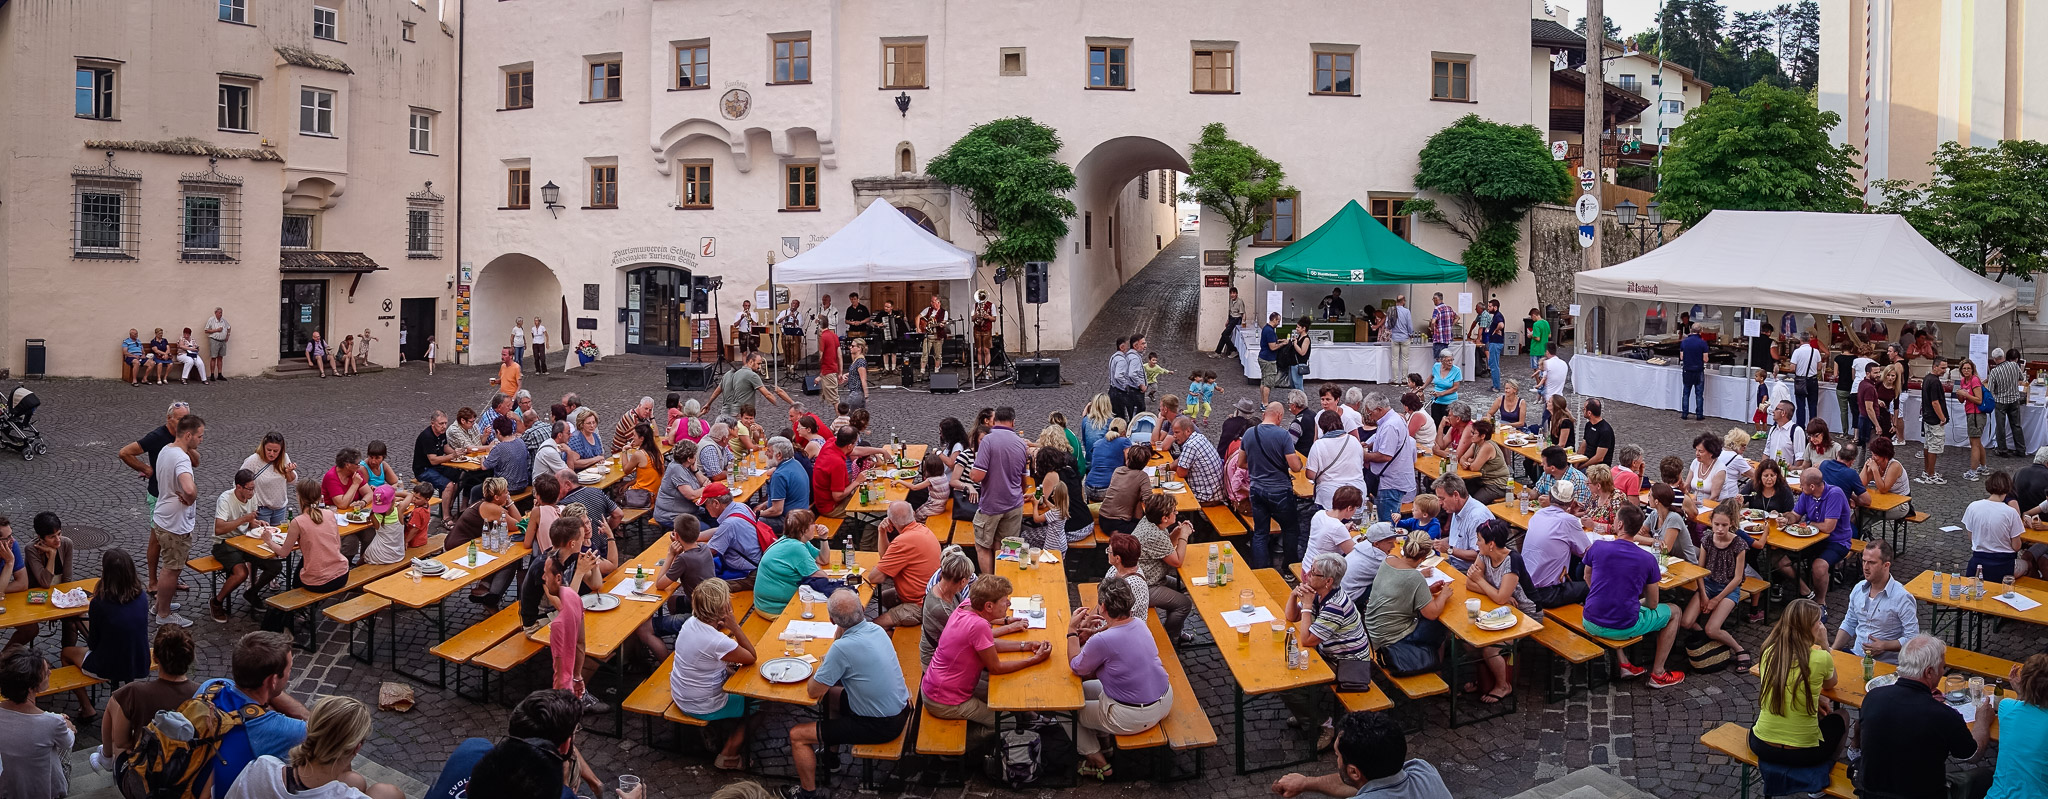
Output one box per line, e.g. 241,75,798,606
1024,261,1049,304
802,375,821,395
667,362,715,391
928,372,962,394
1016,358,1061,388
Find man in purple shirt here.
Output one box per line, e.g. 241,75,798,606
1785,467,1855,608
1579,532,1685,689
1520,480,1591,608
968,407,1030,574
1361,395,1416,524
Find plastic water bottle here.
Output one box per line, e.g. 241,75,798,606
466,540,478,567
841,534,854,569
1950,566,1965,600
1219,544,1234,586
1931,565,1945,599
1972,566,1986,601
1206,544,1219,586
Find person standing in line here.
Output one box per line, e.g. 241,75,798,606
204,308,231,381
1527,307,1550,371
1790,333,1823,429
150,414,205,628
1258,313,1287,407
1485,299,1507,391
530,316,548,374
1386,295,1414,374
510,317,526,368
1428,292,1456,361
1678,325,1709,421
1918,357,1950,484
1988,347,2028,458
1215,286,1244,357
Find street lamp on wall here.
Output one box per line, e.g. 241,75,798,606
541,181,562,218
1612,199,1664,258
895,92,911,117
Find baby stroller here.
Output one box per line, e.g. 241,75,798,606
1,385,46,460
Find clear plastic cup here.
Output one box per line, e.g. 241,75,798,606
1235,625,1250,648
1239,589,1255,615
2004,575,2018,597
1969,676,1987,701
619,776,641,796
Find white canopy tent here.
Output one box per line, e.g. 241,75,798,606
1574,210,2018,322
773,198,977,282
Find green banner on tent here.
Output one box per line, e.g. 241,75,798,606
1252,199,1467,285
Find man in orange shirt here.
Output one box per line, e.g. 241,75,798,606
489,346,522,398
866,501,940,629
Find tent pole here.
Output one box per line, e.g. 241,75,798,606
768,251,778,387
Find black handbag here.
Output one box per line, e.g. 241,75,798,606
1376,640,1441,677
1332,656,1375,691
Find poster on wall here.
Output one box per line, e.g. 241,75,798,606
455,261,473,358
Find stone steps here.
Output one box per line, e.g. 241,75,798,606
63,745,430,798
1501,767,1659,799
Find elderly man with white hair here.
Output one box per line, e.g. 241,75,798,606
698,421,734,481
1858,634,1995,798
1522,480,1592,609
612,396,656,453
785,589,910,799
1988,347,2029,457
1361,393,1417,523
1170,416,1225,504
865,501,941,629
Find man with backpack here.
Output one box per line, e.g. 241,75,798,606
702,483,763,592
117,631,306,798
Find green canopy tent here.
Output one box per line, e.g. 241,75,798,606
1252,199,1467,284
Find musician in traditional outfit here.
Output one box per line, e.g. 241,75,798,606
776,299,805,371
732,299,759,355
972,290,997,378
916,295,948,377
872,299,905,372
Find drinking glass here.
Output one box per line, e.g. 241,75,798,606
1031,594,1045,619
1969,676,1987,701
800,599,814,620
1235,625,1251,648
783,638,801,657
1239,589,1255,615
2004,575,2018,597
619,776,641,796
1269,621,1285,643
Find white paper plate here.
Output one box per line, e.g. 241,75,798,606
761,657,814,684
1161,481,1186,491
1784,524,1820,538
342,513,370,524
1474,613,1518,631
581,593,621,612
1865,674,1898,692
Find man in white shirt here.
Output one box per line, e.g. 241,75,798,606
203,308,231,380
1761,400,1804,467
1790,335,1823,428
151,415,205,628
733,300,758,354
1831,539,1917,664
1536,352,1569,402
812,294,840,338
530,318,549,374
533,422,570,482
1314,385,1363,434
510,317,527,367
210,468,282,622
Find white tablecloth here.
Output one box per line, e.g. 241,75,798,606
1235,332,1472,385
1570,354,2048,450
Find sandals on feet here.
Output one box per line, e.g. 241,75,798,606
1078,763,1113,781
1734,650,1754,675
1479,688,1513,705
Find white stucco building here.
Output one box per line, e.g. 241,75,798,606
0,0,461,378
460,0,1561,365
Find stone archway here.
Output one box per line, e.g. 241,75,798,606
1062,136,1192,347
472,253,563,365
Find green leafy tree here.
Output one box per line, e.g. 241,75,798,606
1575,14,1621,41
1874,139,2048,283
1654,83,1861,226
1402,114,1572,287
925,117,1077,351
1179,123,1291,285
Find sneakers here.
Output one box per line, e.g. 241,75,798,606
778,784,820,799
1913,472,1947,485
1314,724,1337,752
1618,662,1648,679
209,596,229,623
578,693,609,715
1964,468,1984,481
156,613,194,628
87,749,108,775
1648,671,1687,689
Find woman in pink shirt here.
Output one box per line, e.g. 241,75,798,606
920,576,1047,740
277,478,350,606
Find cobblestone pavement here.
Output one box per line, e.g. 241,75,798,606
2,233,2040,799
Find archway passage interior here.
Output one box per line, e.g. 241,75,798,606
472,253,563,364
1062,136,1190,353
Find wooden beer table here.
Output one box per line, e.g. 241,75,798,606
366,541,531,687
1178,548,1332,774
1901,569,2048,651
0,580,99,631
1428,561,1540,726
724,551,883,706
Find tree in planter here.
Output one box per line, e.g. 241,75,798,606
1179,123,1292,287
1401,114,1572,287
1874,139,2048,284
1654,82,1861,226
924,117,1077,353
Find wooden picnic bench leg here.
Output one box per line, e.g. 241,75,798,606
347,611,376,665
388,603,450,689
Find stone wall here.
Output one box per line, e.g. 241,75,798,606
1526,203,1683,320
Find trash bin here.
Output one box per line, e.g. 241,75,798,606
22,339,45,379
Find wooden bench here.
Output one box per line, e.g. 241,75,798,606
851,627,926,786
1944,649,2019,682
1543,604,1641,648
914,709,968,758
265,534,446,652
187,556,225,601
2018,576,2048,593
1075,582,1219,762
38,665,105,700
432,605,528,666
1699,722,1854,799
622,654,708,749
1202,505,1248,536
1335,684,1396,713
322,593,391,664
817,516,844,535
1530,616,1606,700
472,632,547,673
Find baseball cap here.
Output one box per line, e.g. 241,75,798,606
700,482,732,500
371,484,396,514
1364,522,1401,543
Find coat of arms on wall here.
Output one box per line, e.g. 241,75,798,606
721,89,751,120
